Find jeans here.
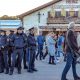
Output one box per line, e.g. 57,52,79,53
61,52,78,80
36,45,43,60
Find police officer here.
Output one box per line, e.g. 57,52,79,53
15,30,28,69
9,27,26,75
8,30,14,67
0,30,9,74
0,30,4,73
27,27,37,73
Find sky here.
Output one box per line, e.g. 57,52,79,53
0,0,52,16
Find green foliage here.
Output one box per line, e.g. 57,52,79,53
0,15,19,20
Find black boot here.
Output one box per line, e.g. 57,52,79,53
32,68,38,72
52,56,56,65
24,66,28,69
0,69,4,73
9,70,13,75
74,76,80,80
40,57,42,60
18,69,21,74
5,68,9,74
27,69,33,73
48,62,52,64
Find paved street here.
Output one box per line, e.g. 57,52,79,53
0,58,80,80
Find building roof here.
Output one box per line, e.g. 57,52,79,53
18,0,62,19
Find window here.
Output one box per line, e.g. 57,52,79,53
74,11,78,17
66,0,71,3
66,11,78,17
48,11,51,18
73,0,78,3
55,11,61,18
66,11,70,17
66,0,78,3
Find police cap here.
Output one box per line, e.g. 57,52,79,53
10,30,14,32
17,27,24,30
0,30,6,33
29,27,34,31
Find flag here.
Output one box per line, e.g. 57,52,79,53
50,6,55,17
61,8,66,17
70,7,74,16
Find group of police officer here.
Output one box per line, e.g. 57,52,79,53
0,27,37,75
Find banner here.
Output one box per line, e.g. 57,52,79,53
61,8,66,16
70,7,74,16
50,6,55,17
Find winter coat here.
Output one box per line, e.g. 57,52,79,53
12,33,26,49
27,33,36,50
46,36,56,56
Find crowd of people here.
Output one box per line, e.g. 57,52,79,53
0,22,80,80
36,31,65,64
0,25,66,75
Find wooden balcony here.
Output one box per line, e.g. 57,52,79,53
47,17,80,24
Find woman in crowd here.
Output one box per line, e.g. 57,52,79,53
46,32,56,65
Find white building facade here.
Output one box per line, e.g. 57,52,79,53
19,0,80,35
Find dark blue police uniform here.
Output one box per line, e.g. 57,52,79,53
10,27,26,75
0,30,9,74
27,33,37,72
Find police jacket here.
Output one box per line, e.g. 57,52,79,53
0,35,8,49
22,32,28,48
8,33,14,47
27,33,36,47
12,33,26,49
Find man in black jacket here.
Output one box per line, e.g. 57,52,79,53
61,22,80,80
9,27,27,75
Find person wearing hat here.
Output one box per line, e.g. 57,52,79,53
14,27,24,68
8,30,14,67
18,27,28,69
9,27,27,75
17,27,24,30
27,27,37,73
0,30,9,74
14,27,28,69
61,22,80,80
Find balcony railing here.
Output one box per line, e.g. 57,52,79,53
47,17,80,24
